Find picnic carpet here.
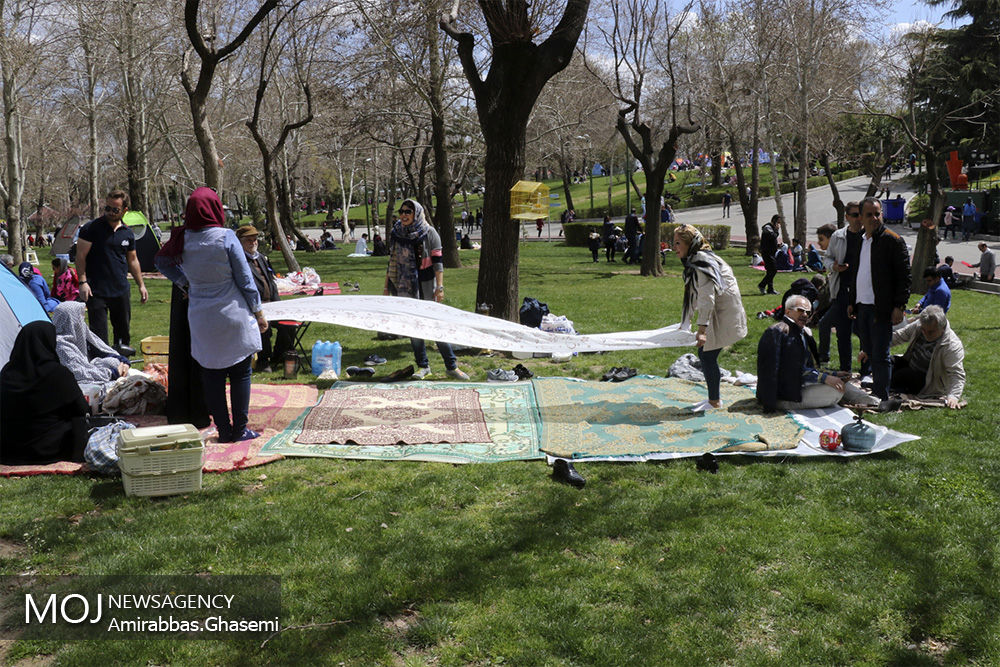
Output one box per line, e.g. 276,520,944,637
260,381,542,463
0,383,317,477
297,386,492,445
532,376,804,459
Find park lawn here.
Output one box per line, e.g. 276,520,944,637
3,241,1000,665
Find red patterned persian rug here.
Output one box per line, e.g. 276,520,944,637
296,386,492,445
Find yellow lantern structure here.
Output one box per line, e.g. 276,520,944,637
509,180,550,220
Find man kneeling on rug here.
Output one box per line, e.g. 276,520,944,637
888,305,965,409
757,295,878,411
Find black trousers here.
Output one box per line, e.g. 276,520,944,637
758,256,777,291
890,356,926,395
86,292,132,346
258,322,297,370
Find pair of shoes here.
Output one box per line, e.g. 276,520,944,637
221,428,260,443
551,459,586,488
611,367,636,382
413,366,432,379
364,353,387,366
486,368,518,382
346,366,375,378
445,368,470,380
386,365,414,381
512,364,533,380
601,367,622,381
696,453,718,473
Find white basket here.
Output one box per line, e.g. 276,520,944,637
117,424,204,497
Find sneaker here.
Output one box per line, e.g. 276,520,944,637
486,368,518,382
446,368,470,380
512,363,534,380
346,366,375,378
364,354,387,366
234,428,260,442
413,366,432,379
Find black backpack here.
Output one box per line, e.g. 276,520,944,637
519,297,550,328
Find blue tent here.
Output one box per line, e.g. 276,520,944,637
0,264,48,370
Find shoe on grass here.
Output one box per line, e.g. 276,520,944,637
513,363,534,380
364,353,387,366
346,366,375,378
486,368,518,382
551,459,585,488
445,368,470,380
413,366,432,379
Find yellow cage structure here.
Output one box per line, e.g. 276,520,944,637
509,180,550,220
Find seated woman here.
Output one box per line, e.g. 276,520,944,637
371,233,388,256
17,261,59,313
51,301,130,384
1,321,89,464
51,257,79,302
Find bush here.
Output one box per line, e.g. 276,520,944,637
659,223,730,250
907,193,930,222
562,222,607,246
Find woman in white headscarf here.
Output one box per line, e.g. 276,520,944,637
383,199,469,380
51,300,130,384
673,224,747,411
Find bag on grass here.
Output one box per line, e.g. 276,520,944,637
84,420,136,475
519,297,550,329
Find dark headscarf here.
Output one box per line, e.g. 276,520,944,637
156,187,226,265
17,261,33,282
1,321,63,395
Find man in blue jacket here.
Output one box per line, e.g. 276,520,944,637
912,267,951,314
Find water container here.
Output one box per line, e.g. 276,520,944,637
330,341,342,375
841,414,876,452
311,341,329,375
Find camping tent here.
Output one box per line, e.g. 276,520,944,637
0,264,48,370
50,216,83,258
123,211,161,272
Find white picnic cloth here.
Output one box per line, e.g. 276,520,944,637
261,295,697,354
546,405,920,463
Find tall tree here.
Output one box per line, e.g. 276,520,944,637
181,0,279,191
441,0,590,320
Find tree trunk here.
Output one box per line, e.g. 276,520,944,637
477,128,525,321
188,90,222,190
733,132,759,255
427,15,459,269
909,148,944,295
262,162,299,273
384,150,398,234
795,148,808,245
640,165,669,276
3,70,23,263
711,152,722,187
820,152,845,228
770,146,787,245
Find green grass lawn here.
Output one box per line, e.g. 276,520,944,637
3,242,1000,665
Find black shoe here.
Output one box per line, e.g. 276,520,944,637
612,367,637,382
601,367,621,382
552,459,585,488
878,397,902,413
758,286,766,295
364,353,387,366
346,366,375,378
696,453,718,474
115,344,136,357
766,289,778,295
513,363,533,380
385,365,415,381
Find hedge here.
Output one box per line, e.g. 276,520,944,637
562,222,730,250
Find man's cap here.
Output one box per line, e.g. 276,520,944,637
236,225,259,239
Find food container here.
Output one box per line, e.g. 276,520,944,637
116,424,203,496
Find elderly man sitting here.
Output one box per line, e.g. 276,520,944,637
757,295,878,411
889,305,965,409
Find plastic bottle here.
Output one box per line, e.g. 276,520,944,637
330,341,342,375
312,340,329,375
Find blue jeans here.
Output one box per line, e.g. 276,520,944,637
698,346,722,402
201,355,253,442
818,298,853,372
855,305,892,400
411,338,458,371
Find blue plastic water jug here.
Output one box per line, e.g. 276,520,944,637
311,341,329,375
330,342,342,375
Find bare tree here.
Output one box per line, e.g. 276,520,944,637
181,0,279,191
441,1,590,320
591,0,699,276
246,5,316,273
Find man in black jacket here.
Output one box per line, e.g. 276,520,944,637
757,215,781,295
849,197,911,400
623,208,641,264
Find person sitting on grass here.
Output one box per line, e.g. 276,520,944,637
51,301,130,385
889,305,964,408
911,266,951,314
17,261,59,313
757,295,878,411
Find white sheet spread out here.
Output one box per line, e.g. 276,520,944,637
261,295,697,354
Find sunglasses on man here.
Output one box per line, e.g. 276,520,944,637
104,205,122,214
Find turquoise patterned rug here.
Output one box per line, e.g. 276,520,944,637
259,381,542,464
532,376,803,459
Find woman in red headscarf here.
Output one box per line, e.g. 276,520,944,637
156,188,267,442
